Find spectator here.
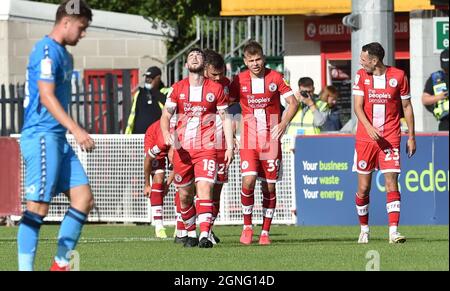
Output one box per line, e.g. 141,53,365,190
286,77,329,136
320,85,342,131
422,48,449,131
125,66,168,134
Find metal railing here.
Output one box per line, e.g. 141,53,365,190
0,71,133,135
164,16,285,86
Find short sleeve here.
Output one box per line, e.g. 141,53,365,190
277,74,294,99
400,74,410,100
216,85,229,111
229,75,241,103
164,86,177,110
352,72,364,96
37,45,59,83
424,77,433,95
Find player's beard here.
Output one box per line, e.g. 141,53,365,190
188,64,205,74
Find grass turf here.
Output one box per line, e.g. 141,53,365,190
0,224,447,271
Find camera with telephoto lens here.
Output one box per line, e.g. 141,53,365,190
300,90,310,98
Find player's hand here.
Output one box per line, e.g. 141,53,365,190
144,184,151,197
163,132,174,146
271,122,288,140
224,148,234,168
406,137,416,158
72,126,95,152
365,125,382,141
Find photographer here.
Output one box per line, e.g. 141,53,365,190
287,77,329,137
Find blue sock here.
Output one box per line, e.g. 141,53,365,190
55,207,87,265
17,210,44,271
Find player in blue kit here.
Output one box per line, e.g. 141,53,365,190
17,0,94,271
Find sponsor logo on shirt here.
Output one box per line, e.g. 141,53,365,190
242,86,248,93
183,103,207,116
248,95,271,108
368,89,391,103
364,79,371,85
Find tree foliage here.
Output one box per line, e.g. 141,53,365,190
31,0,221,57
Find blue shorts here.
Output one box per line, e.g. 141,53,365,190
20,132,89,203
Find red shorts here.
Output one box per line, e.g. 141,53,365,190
151,156,167,175
216,150,228,184
240,147,282,183
353,140,401,174
173,149,217,187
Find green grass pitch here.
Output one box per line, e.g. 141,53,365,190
0,224,448,271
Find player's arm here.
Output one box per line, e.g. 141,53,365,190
422,78,448,106
402,98,416,158
354,94,381,141
219,107,234,167
161,106,175,146
272,94,299,140
143,154,154,197
38,81,94,151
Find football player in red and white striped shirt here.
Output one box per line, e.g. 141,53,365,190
352,42,416,244
203,49,233,244
144,120,175,239
229,41,299,245
160,48,234,248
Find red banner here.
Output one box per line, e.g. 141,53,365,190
0,138,22,216
305,15,409,41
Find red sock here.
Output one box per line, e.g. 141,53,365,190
386,191,401,226
175,191,185,231
150,183,164,221
196,199,213,234
212,200,220,225
241,187,254,226
262,190,276,232
180,203,196,232
355,193,369,226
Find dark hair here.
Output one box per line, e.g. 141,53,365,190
298,77,314,88
204,49,225,70
56,0,93,23
186,47,205,59
362,42,385,62
243,40,264,56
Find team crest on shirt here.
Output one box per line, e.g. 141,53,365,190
269,83,278,92
206,93,216,102
389,78,398,88
241,161,249,170
358,160,367,170
175,174,183,183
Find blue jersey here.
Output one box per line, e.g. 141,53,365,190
22,36,73,135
